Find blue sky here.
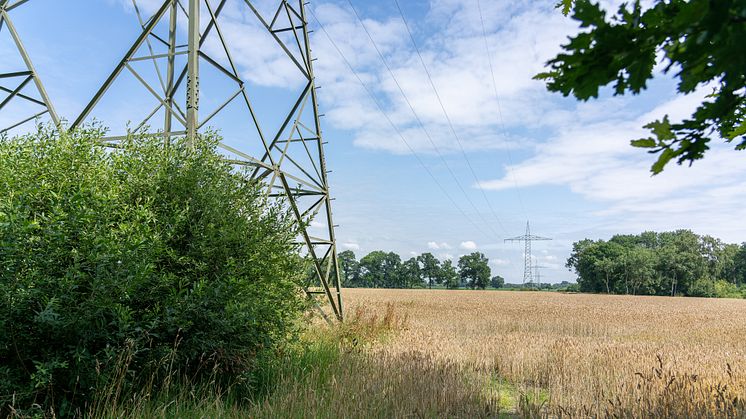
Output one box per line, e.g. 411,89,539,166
2,0,745,283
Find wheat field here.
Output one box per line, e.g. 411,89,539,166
334,288,746,417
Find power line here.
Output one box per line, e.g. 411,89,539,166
308,8,494,241
475,0,527,216
390,0,508,235
343,0,505,238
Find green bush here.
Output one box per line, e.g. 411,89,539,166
713,280,742,299
687,278,716,297
0,127,308,416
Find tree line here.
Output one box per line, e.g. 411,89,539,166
567,230,746,297
337,250,503,290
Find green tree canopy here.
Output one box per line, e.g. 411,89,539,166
417,252,441,289
458,252,491,290
567,230,743,297
538,0,746,173
440,260,460,289
338,250,361,287
360,251,402,288
490,275,505,289
401,257,424,288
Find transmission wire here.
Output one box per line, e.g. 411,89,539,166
390,0,509,235
308,9,493,241
342,0,504,239
475,0,528,217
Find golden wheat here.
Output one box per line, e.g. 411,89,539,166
342,288,746,417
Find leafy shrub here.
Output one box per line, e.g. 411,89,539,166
687,278,716,297
0,127,308,415
713,280,742,299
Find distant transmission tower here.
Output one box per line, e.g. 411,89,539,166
0,0,59,134
0,0,343,320
505,221,551,286
533,264,548,289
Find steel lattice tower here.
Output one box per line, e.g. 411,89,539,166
0,0,59,134
0,0,344,320
533,263,548,289
505,221,551,286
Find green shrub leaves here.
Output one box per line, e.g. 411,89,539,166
0,127,308,415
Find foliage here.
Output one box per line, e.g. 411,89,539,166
537,0,746,173
338,250,361,287
440,260,460,289
400,257,424,288
458,252,491,290
714,280,743,299
687,278,716,298
335,250,509,291
567,230,746,297
490,275,505,289
0,127,308,415
359,251,403,288
417,252,440,289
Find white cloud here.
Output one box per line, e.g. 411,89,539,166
477,89,746,243
310,0,580,155
490,258,510,266
427,241,452,250
460,240,478,250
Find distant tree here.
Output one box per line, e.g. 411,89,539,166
338,250,361,287
358,251,404,288
660,230,706,294
440,260,460,289
713,243,741,284
458,252,491,290
735,244,746,286
567,229,742,297
490,275,505,289
383,252,404,288
417,252,441,289
624,247,658,295
566,238,596,290
360,251,387,288
566,239,616,293
596,242,626,293
401,257,424,288
657,244,683,296
538,0,746,174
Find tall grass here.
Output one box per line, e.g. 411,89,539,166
69,304,416,418
16,290,745,418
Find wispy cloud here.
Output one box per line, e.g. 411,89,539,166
460,240,477,250
427,241,451,250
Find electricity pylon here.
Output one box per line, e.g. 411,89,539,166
0,0,59,134
533,264,548,289
65,0,342,320
505,221,551,286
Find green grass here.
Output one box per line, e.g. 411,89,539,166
88,306,403,419
483,373,551,416
86,304,537,418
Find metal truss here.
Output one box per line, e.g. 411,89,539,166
532,264,548,289
505,221,551,286
3,0,343,320
0,0,59,134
